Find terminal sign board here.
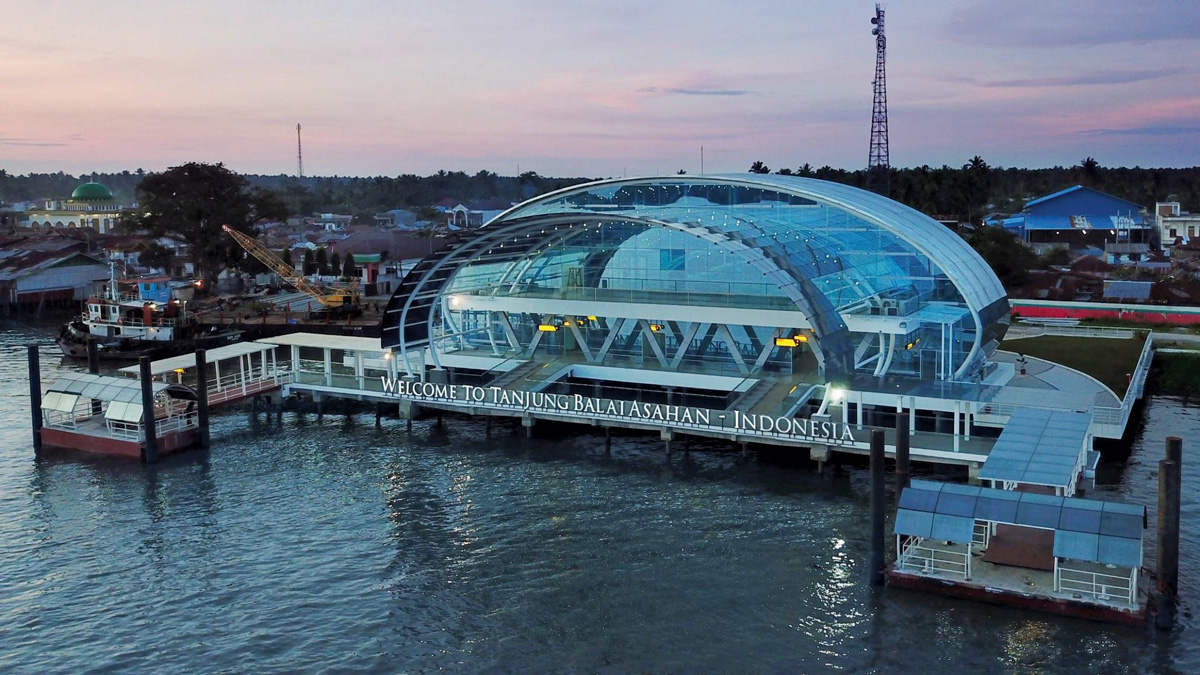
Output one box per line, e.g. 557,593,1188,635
380,377,857,446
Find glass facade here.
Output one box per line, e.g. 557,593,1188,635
383,176,1009,388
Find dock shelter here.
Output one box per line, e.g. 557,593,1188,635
894,480,1146,606
977,408,1094,496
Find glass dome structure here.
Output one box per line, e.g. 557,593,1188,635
383,175,1009,387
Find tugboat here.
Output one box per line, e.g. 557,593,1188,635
57,266,241,361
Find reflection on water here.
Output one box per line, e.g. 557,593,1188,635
0,323,1196,673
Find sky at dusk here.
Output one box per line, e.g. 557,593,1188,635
2,0,1198,177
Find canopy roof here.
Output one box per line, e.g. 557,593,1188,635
978,408,1091,488
44,372,195,424
117,341,279,377
267,333,384,353
896,480,1144,567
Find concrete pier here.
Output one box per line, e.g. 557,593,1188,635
195,348,211,449
895,411,910,490
869,429,885,586
139,356,158,464
1156,436,1183,630
27,345,41,452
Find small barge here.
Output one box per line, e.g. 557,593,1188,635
39,372,199,460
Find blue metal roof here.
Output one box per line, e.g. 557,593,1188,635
895,480,1145,567
977,408,1090,489
1024,185,1143,213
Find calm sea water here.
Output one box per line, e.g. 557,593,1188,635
0,324,1196,674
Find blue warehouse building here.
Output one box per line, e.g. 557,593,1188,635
995,186,1148,249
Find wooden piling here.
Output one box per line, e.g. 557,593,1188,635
139,356,158,463
375,403,382,428
869,428,885,586
28,345,42,452
195,348,210,449
896,411,911,490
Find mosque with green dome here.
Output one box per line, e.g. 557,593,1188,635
25,181,126,233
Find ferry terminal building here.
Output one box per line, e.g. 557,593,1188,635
356,174,1136,473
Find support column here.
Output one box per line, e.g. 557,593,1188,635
195,348,210,449
869,428,885,586
139,356,159,464
895,411,910,490
87,340,102,415
28,345,42,452
1156,436,1183,630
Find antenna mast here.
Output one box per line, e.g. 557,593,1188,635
866,4,890,197
297,123,304,178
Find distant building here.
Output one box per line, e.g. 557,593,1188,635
24,182,126,234
374,209,419,230
0,248,109,311
445,199,515,229
1155,202,1200,249
998,186,1149,251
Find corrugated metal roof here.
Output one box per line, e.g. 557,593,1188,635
1103,280,1152,301
895,480,1144,567
977,408,1090,488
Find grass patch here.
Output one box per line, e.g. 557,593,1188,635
1001,335,1145,398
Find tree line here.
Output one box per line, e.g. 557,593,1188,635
4,161,1197,226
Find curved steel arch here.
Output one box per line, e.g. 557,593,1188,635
487,175,1009,379
382,214,855,381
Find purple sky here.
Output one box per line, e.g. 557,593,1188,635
3,0,1198,177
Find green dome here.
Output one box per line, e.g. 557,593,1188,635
71,182,113,201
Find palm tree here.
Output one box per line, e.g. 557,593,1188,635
1076,157,1101,186
749,161,770,174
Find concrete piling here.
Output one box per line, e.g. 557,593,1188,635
375,403,383,428
896,411,911,490
195,348,210,449
28,345,42,452
1156,436,1183,630
869,428,886,586
139,356,158,464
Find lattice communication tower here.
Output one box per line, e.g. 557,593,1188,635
297,123,304,178
866,4,889,197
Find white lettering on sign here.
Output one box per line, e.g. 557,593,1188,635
379,377,854,445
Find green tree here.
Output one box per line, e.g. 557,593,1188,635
330,250,341,277
302,247,315,275
315,246,328,276
123,162,288,289
967,226,1037,288
281,246,293,269
140,241,174,273
749,161,770,174
342,253,356,279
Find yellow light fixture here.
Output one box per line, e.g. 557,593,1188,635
649,323,664,332
774,337,798,348
793,334,808,343
538,324,558,332
173,368,186,374
587,316,597,321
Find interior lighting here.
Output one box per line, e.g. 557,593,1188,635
649,324,664,332
793,334,808,342
829,387,846,402
538,324,559,332
775,337,798,348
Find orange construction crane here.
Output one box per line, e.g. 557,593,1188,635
222,224,360,312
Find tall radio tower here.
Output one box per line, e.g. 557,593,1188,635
296,123,304,178
866,4,890,197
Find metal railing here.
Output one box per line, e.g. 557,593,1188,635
896,536,970,580
1055,565,1135,605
